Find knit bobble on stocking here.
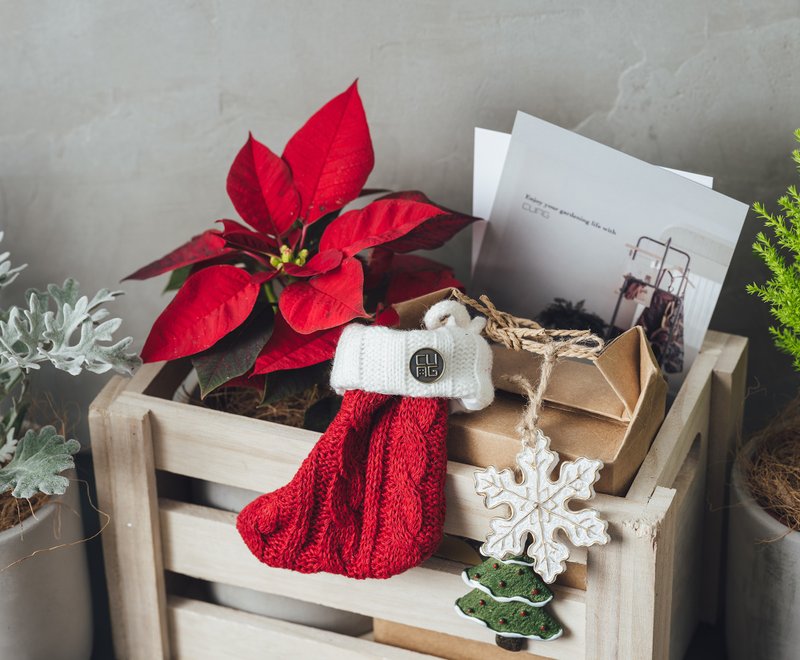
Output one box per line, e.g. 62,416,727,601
237,299,494,580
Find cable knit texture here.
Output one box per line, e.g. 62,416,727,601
237,390,449,579
237,301,492,579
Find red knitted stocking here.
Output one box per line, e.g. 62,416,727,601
236,389,450,579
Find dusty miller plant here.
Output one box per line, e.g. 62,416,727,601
748,130,800,370
0,233,140,500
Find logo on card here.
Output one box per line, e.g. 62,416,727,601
410,348,444,383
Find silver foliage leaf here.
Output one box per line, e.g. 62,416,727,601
0,426,80,499
0,278,141,376
0,429,17,463
0,231,26,291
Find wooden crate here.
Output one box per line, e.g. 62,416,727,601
89,331,747,660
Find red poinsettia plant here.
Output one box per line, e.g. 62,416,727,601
127,82,477,398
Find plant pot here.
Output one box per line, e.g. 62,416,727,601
0,472,93,660
179,371,371,636
726,436,800,660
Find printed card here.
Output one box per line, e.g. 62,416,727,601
471,113,748,387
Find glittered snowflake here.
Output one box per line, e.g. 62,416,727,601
474,428,609,583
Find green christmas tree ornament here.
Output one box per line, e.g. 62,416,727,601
461,555,553,606
454,555,562,650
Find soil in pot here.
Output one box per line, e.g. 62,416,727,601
742,407,800,531
0,490,49,532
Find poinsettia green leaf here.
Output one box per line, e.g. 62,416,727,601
262,362,331,406
0,426,79,499
163,265,192,293
303,395,342,432
192,302,274,398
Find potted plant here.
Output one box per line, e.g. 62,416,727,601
126,82,477,632
727,129,800,660
0,234,140,660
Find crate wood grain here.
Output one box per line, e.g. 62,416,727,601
89,330,747,660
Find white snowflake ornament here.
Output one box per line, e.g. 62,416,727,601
475,427,610,583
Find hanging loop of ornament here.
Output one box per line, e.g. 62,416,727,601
450,290,605,359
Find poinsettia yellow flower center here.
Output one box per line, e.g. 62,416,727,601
270,246,310,271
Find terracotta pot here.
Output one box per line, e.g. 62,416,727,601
0,474,93,660
726,437,800,660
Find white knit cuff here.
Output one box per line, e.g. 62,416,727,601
330,300,494,411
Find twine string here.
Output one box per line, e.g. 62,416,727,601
451,291,605,448
450,291,605,359
0,478,111,574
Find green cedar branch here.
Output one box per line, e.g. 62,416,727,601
748,130,800,370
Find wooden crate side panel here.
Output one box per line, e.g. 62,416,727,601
702,333,748,623
159,499,587,660
126,361,170,394
585,487,677,660
169,597,433,660
88,392,169,660
88,377,133,659
627,352,715,501
668,437,707,660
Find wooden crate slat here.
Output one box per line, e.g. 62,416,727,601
668,437,707,659
702,332,748,623
159,499,587,660
168,596,434,659
126,361,173,394
626,350,715,500
585,486,677,660
88,389,170,660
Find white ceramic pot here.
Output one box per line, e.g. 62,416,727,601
726,437,800,660
0,475,93,660
193,480,372,636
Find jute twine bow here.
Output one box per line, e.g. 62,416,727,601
450,291,605,447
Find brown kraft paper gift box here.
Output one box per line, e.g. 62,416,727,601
393,288,667,498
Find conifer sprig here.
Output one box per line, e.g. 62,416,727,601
748,129,800,370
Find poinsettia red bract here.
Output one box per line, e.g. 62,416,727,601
125,230,234,281
130,81,479,393
141,265,263,362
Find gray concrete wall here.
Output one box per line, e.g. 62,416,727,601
1,1,799,434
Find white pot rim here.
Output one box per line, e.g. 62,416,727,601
0,491,64,544
732,436,800,542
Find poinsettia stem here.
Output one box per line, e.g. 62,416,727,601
298,223,308,251
263,281,278,307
